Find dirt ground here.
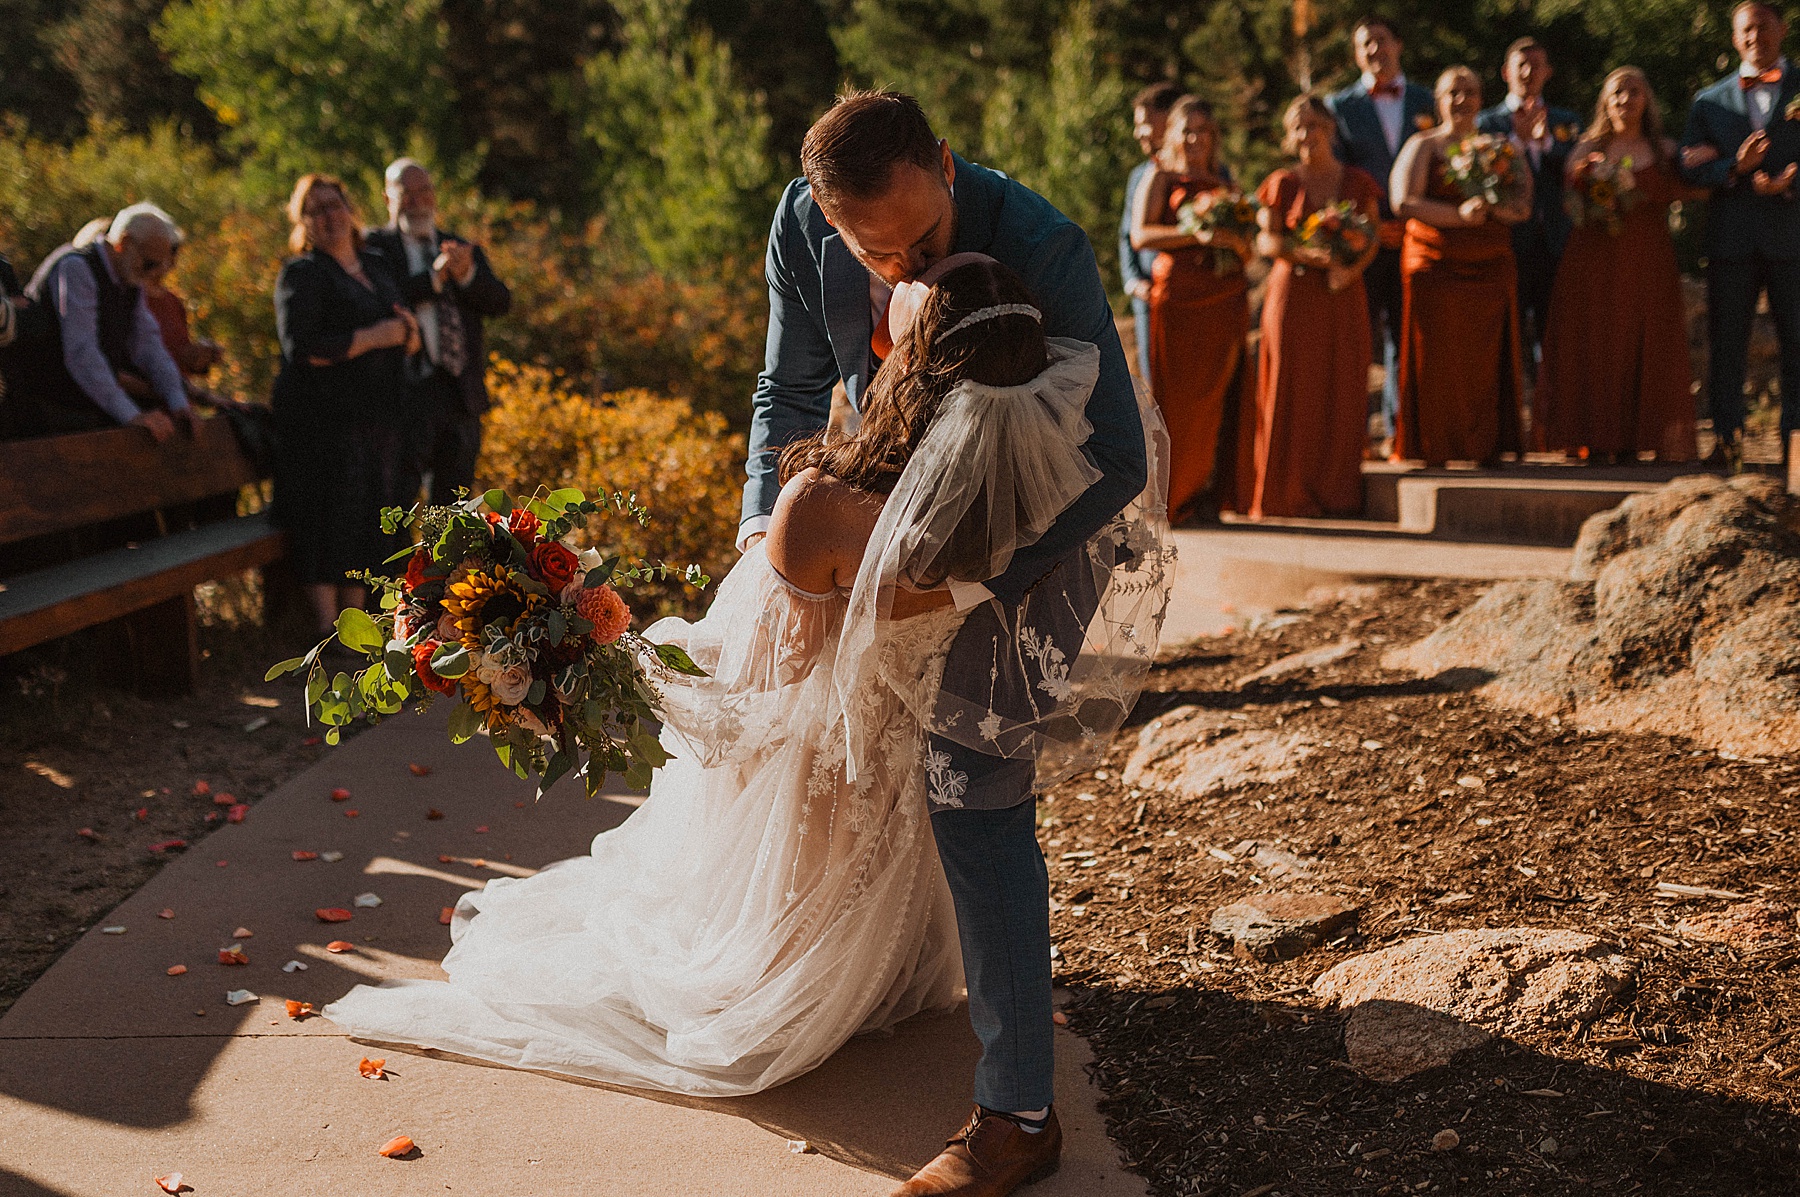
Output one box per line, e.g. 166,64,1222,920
1046,579,1800,1196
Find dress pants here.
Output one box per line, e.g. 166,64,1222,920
401,371,483,507
1706,254,1800,444
1364,246,1403,438
1131,296,1152,386
1513,235,1558,384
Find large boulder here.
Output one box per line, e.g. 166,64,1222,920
1384,475,1800,755
1122,705,1316,797
1313,928,1637,1081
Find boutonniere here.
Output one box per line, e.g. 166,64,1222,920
1785,95,1800,122
1553,123,1577,142
1415,113,1435,131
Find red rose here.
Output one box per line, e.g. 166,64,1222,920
530,540,580,592
403,549,428,591
411,642,457,696
507,508,540,548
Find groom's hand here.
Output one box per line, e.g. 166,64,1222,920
742,531,766,551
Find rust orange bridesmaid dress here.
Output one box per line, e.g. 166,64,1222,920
1535,159,1697,461
1241,166,1381,518
1394,157,1525,466
1148,177,1250,518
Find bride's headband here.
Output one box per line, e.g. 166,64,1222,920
939,303,1042,341
884,251,1042,347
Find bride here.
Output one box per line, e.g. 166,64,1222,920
324,255,1167,1096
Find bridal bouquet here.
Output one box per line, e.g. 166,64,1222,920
267,487,709,795
1177,190,1261,274
1565,155,1641,236
1443,134,1525,207
1289,199,1377,268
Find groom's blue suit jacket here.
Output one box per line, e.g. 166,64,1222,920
744,154,1146,606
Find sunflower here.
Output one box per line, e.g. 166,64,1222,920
443,566,546,646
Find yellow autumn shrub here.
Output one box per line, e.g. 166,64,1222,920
476,359,744,619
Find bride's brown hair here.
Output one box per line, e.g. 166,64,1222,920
779,258,1047,496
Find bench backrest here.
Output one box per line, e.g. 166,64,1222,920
0,418,261,547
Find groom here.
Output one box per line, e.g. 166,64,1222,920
742,90,1145,1195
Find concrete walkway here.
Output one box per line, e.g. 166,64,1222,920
0,708,1144,1197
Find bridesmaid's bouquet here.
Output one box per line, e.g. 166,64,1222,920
1177,190,1261,274
1443,134,1526,207
1289,200,1377,268
1565,155,1641,236
267,488,709,796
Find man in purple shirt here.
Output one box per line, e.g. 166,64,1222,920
11,203,197,441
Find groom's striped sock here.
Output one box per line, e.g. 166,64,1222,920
982,1105,1051,1134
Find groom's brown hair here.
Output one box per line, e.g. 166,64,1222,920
803,89,944,211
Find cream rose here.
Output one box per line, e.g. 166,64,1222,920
488,663,531,706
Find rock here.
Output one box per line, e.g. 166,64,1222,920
1211,893,1358,961
1383,476,1800,756
1313,928,1637,1080
1432,1129,1460,1152
1236,637,1362,687
1675,900,1796,952
1123,705,1316,798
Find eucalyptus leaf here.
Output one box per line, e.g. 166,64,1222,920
653,642,708,677
336,608,383,652
446,700,482,744
481,488,512,514
264,656,306,681
430,643,471,678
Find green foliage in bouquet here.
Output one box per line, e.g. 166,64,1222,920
266,487,709,797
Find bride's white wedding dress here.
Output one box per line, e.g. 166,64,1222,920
323,543,968,1096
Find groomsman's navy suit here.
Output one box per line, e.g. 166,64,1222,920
1120,158,1159,381
1477,98,1581,378
1329,76,1436,438
745,154,1146,1112
1681,61,1800,448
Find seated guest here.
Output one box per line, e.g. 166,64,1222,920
1539,69,1703,464
367,158,511,507
1131,95,1252,523
9,203,198,442
1477,37,1581,384
1679,0,1800,469
1391,67,1532,467
1121,83,1182,384
74,217,225,398
1244,95,1383,518
272,174,420,638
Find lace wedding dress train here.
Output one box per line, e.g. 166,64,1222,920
323,544,967,1096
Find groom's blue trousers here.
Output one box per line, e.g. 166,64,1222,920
929,771,1055,1112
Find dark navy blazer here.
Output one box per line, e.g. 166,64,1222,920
1477,101,1582,260
1680,67,1800,260
1329,79,1438,218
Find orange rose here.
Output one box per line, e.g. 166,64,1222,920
403,549,429,590
411,642,457,696
506,508,540,547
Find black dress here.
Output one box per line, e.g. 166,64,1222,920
271,247,409,585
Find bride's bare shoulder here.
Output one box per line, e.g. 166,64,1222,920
766,468,883,592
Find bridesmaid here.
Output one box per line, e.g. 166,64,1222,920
1131,95,1252,522
1536,68,1701,463
1243,94,1383,518
1390,66,1533,466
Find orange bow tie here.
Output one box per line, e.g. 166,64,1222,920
1741,67,1783,90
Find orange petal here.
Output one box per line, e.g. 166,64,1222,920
154,1171,184,1193
326,940,355,953
316,908,354,923
437,855,454,863
359,1056,387,1079
158,908,175,919
438,906,454,926
232,927,252,939
212,792,234,806
330,787,351,801
292,850,318,861
473,825,489,833
426,808,444,820
217,945,248,965
345,809,360,818
285,999,317,1020
193,780,211,795
167,964,188,976
226,804,248,823
377,1134,414,1157
77,827,101,842
408,763,432,776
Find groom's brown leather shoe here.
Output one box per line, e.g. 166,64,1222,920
889,1106,1062,1196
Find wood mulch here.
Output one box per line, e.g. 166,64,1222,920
1045,578,1800,1196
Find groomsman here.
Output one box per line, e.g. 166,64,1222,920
367,158,512,505
1478,37,1581,383
1680,1,1800,468
1329,16,1435,451
1121,83,1180,384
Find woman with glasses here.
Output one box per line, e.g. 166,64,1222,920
272,174,420,639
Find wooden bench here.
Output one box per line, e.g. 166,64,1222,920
0,417,285,694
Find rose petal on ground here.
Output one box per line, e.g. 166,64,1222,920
158,908,174,919
166,965,187,976
225,988,257,1006
326,940,355,953
408,763,432,776
438,855,454,863
426,808,444,820
226,804,248,824
154,1171,184,1193
345,809,360,818
285,999,317,1020
193,780,211,796
232,927,252,939
292,850,318,861
77,828,101,842
148,839,187,853
134,807,148,820
315,908,353,923
215,860,228,868
360,1057,387,1079
378,1134,415,1158
303,735,323,747
217,945,248,965
473,825,489,833
330,787,351,802
439,906,454,925
212,792,234,806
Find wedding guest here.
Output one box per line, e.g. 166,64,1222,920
1131,95,1251,523
1539,69,1702,464
0,251,23,432
8,202,198,441
367,158,511,506
1120,83,1181,383
1329,16,1435,453
1391,67,1531,467
271,174,420,638
1477,37,1582,382
1679,0,1800,469
1243,95,1382,518
69,215,222,400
